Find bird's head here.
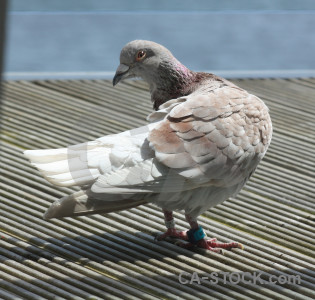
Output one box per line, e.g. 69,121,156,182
113,40,177,86
113,40,194,109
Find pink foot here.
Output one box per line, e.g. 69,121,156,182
156,228,188,241
176,235,244,253
156,225,244,253
176,238,243,253
198,238,244,252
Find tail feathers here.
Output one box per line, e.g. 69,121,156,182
44,190,146,219
24,142,111,187
44,169,100,187
27,157,100,187
24,148,69,164
24,141,104,163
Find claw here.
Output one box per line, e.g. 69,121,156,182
237,243,244,250
175,240,222,253
156,228,188,241
199,239,244,252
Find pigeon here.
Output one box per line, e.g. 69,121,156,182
24,40,272,252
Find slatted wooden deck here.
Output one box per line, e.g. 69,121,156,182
0,78,314,300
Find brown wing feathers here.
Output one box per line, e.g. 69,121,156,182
148,86,271,185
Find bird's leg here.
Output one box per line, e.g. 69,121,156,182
183,215,244,252
156,210,188,241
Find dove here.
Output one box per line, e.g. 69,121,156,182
24,40,272,252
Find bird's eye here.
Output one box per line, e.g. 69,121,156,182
136,50,146,61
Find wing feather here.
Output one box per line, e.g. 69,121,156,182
148,86,272,187
91,158,197,194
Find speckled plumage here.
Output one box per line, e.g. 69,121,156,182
24,40,272,225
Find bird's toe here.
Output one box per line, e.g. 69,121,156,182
156,228,188,241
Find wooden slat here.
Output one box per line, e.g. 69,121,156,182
0,78,314,300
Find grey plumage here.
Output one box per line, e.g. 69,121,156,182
24,40,272,221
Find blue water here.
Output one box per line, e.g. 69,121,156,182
4,1,315,79
9,0,315,12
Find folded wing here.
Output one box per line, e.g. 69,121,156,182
148,86,272,187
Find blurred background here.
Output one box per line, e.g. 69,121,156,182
3,0,315,80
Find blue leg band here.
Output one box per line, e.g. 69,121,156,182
187,226,206,244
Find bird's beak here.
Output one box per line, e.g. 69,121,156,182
113,63,130,86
